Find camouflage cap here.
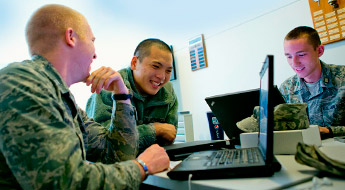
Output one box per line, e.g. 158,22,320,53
237,103,309,132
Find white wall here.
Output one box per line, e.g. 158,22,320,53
2,0,345,140
172,0,345,140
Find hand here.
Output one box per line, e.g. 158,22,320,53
154,123,177,145
319,126,330,133
136,144,170,181
85,66,128,94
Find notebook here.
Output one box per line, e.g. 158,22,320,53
204,85,285,144
167,55,281,180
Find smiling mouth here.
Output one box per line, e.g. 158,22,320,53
295,67,304,71
152,81,161,87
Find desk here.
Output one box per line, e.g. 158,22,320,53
144,138,345,190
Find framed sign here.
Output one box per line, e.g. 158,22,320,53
308,0,345,44
189,34,208,71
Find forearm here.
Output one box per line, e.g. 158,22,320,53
328,126,345,137
84,102,138,163
137,123,156,153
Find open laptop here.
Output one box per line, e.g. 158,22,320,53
205,85,285,145
167,55,281,180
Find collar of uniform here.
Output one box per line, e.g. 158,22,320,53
32,55,70,94
319,61,334,88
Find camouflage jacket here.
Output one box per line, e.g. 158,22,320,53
279,61,345,137
0,55,141,189
86,67,178,153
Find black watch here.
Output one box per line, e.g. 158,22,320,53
113,94,133,100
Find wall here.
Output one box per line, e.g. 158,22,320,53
2,0,345,140
172,0,345,140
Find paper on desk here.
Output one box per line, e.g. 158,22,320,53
169,161,182,170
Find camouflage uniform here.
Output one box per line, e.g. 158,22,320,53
0,55,141,189
279,61,345,137
86,67,178,153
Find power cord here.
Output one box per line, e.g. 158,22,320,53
188,174,193,190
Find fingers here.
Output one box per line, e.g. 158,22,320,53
138,144,170,174
85,67,121,94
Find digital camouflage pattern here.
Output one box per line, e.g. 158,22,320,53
295,142,345,178
0,55,141,189
280,62,345,137
86,66,178,153
237,103,309,132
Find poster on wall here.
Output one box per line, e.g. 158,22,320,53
188,34,208,71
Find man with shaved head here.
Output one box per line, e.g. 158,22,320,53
0,4,169,189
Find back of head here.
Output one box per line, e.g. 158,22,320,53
134,38,172,62
25,4,87,56
284,26,321,50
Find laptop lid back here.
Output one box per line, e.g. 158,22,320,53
258,55,274,164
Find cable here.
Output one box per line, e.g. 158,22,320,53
188,174,193,190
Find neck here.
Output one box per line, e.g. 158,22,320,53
42,51,72,87
304,60,322,83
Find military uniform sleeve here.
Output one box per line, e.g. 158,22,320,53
80,102,139,163
165,92,179,130
0,67,141,189
137,90,179,152
85,91,113,128
279,81,291,103
86,91,157,153
328,126,345,137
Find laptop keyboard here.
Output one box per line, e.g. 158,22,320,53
206,148,260,167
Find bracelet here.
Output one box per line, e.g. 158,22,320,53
113,94,133,100
136,159,149,177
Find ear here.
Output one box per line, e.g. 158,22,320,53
65,28,76,47
130,56,138,70
317,45,324,57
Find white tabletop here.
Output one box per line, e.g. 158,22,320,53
144,138,345,190
144,155,318,190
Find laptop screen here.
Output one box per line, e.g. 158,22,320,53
258,55,274,162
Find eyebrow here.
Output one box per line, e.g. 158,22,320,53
153,62,173,69
285,50,306,56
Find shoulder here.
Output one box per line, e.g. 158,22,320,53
279,75,299,92
118,67,131,81
324,63,345,86
118,67,132,88
0,60,46,84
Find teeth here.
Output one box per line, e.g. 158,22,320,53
152,82,160,86
296,68,303,71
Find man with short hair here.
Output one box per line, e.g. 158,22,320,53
0,4,169,189
280,26,345,138
86,38,178,152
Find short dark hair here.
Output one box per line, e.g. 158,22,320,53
284,26,321,50
134,38,172,62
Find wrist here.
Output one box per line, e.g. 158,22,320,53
136,158,149,180
113,94,133,100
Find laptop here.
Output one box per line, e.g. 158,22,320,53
205,85,285,145
167,55,281,180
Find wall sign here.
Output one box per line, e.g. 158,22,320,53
188,34,208,71
309,0,345,44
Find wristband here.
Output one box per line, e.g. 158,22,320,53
113,94,132,100
136,159,149,176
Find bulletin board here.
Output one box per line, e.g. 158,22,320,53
308,0,345,45
188,34,208,71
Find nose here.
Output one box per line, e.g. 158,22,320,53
156,69,166,81
292,56,300,66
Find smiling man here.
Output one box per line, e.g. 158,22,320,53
86,39,178,152
0,5,170,189
279,26,345,138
